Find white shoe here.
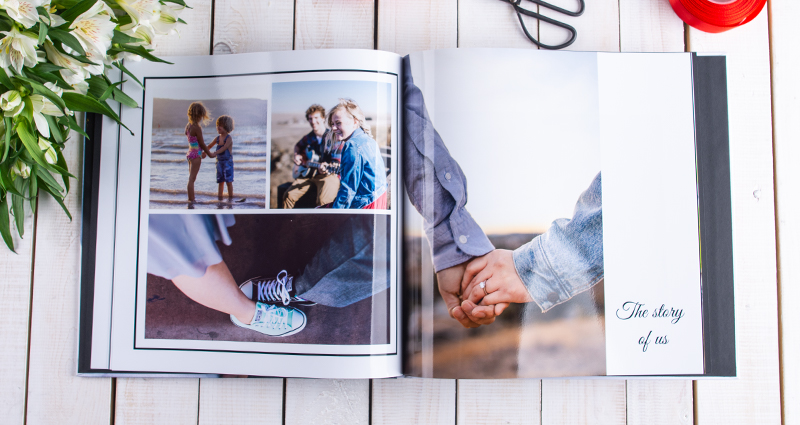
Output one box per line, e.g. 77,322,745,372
238,271,316,306
230,302,306,337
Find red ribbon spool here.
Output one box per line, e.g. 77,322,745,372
668,0,767,33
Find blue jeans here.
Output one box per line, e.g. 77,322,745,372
294,214,391,307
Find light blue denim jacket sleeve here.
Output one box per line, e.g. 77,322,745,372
402,56,494,272
513,172,604,312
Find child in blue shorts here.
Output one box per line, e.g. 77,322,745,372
207,115,235,202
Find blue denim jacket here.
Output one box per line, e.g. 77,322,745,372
513,173,604,312
332,127,388,209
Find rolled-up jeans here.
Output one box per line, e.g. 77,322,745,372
293,214,391,307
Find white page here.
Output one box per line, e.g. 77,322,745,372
108,50,403,378
598,52,703,376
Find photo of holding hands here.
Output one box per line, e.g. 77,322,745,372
402,51,606,378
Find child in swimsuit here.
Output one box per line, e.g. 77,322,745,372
206,115,235,202
185,102,214,205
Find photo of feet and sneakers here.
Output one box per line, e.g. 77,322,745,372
144,213,391,345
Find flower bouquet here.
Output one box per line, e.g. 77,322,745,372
0,0,185,252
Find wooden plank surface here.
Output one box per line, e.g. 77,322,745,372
115,378,199,425
285,379,369,424
198,378,283,425
25,125,113,425
377,0,457,56
769,1,800,424
0,211,35,424
295,0,375,50
457,380,541,425
626,381,692,425
212,0,294,54
458,0,537,48
541,380,626,425
372,378,456,424
688,10,782,425
619,0,684,52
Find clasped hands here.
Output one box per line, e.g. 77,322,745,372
437,249,534,328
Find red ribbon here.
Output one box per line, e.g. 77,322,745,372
669,0,766,33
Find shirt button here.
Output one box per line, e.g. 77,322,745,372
445,172,452,180
459,235,467,244
547,292,560,304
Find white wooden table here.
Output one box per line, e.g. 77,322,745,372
0,0,792,423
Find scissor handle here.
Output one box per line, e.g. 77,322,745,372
501,0,581,50
526,0,585,17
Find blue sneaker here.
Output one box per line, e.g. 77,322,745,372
230,302,306,337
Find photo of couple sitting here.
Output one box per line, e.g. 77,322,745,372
281,100,388,210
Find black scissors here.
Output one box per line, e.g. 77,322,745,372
499,0,585,50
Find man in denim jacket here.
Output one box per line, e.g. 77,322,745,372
402,56,604,327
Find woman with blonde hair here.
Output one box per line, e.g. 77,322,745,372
327,98,388,209
185,102,216,205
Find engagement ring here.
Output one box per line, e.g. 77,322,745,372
479,280,489,296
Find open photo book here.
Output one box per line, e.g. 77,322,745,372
77,48,736,379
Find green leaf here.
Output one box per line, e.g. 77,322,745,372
113,61,143,87
62,92,132,133
112,87,138,108
115,44,172,64
11,180,24,238
17,120,49,168
161,0,188,6
60,0,98,24
45,115,64,144
28,169,36,214
1,118,10,163
112,29,144,45
63,116,89,138
55,144,69,192
86,74,108,99
37,21,48,45
99,80,123,102
48,28,86,56
177,18,187,24
0,67,14,91
0,166,24,197
32,63,65,73
37,176,71,220
0,195,15,252
34,164,64,195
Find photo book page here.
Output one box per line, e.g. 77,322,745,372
401,49,734,379
89,50,404,378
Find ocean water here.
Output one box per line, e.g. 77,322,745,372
149,126,268,209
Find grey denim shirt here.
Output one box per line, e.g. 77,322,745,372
402,57,494,272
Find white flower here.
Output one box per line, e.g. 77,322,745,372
0,90,23,117
69,1,116,66
0,27,39,74
151,3,184,36
3,0,44,28
115,0,160,25
120,21,155,46
44,82,62,97
30,94,64,138
70,80,88,95
43,41,88,86
37,136,57,164
41,4,66,27
11,159,30,179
